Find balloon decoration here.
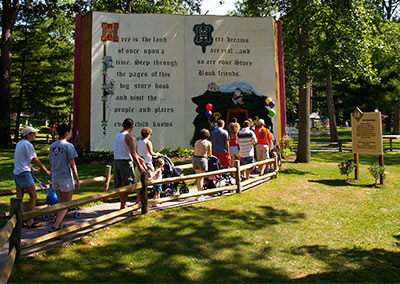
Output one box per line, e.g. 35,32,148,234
268,109,276,117
47,190,58,205
265,97,276,117
205,110,212,118
268,101,275,108
206,103,213,111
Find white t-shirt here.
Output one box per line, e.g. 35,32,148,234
13,139,37,175
137,138,153,164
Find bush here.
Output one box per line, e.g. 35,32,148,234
39,126,50,134
159,147,194,158
368,163,385,186
73,144,194,164
338,159,355,180
280,135,295,159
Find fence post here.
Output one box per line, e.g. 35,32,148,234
234,160,242,194
274,155,278,173
9,198,22,260
103,165,112,193
140,173,149,214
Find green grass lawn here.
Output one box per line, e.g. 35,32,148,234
7,151,400,283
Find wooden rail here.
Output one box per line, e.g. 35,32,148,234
383,135,400,152
0,174,113,197
0,198,22,284
23,182,142,221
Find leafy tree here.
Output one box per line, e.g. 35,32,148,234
234,0,314,162
91,0,202,14
310,0,380,142
11,1,76,141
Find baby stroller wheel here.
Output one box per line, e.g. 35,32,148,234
165,188,173,197
74,211,81,218
42,214,49,221
180,186,189,194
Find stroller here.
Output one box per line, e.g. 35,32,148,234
152,155,189,197
32,173,81,220
203,155,235,190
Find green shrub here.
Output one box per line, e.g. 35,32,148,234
39,126,50,134
280,135,295,159
368,163,385,186
338,159,355,180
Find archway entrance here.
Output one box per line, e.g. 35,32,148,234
226,109,248,126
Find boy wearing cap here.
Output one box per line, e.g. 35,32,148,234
14,126,51,228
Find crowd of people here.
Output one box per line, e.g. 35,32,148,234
193,117,276,191
13,117,275,230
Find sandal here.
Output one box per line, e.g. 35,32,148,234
24,222,44,229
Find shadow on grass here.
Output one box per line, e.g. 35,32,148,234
290,245,400,283
11,205,305,283
311,152,400,166
280,168,315,176
308,179,369,188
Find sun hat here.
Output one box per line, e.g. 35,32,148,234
21,126,39,136
258,119,265,125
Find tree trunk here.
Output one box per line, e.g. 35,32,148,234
14,30,27,143
0,0,19,148
294,0,311,163
394,104,399,135
326,69,339,142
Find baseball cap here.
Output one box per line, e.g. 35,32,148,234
21,126,39,135
258,119,265,125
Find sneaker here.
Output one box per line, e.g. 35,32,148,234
197,195,205,201
48,226,61,233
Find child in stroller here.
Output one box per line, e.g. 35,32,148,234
203,155,235,190
151,155,189,197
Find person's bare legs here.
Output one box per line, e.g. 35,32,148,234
24,185,37,226
54,190,73,229
245,169,250,180
120,192,129,209
195,169,205,191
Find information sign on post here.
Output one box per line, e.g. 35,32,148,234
351,108,383,155
351,108,384,183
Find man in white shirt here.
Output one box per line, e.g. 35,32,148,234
114,118,147,209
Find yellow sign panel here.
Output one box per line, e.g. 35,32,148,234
351,110,383,155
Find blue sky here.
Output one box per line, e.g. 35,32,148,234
200,0,237,15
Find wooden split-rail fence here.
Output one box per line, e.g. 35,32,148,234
0,157,279,283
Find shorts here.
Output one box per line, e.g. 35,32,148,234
145,162,154,177
192,156,208,171
230,146,239,157
153,185,162,192
214,152,231,167
52,178,75,192
240,156,254,166
256,144,270,161
114,160,136,189
14,171,34,188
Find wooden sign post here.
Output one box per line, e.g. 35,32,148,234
351,108,384,185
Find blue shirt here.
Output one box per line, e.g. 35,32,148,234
210,128,229,154
49,140,78,180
